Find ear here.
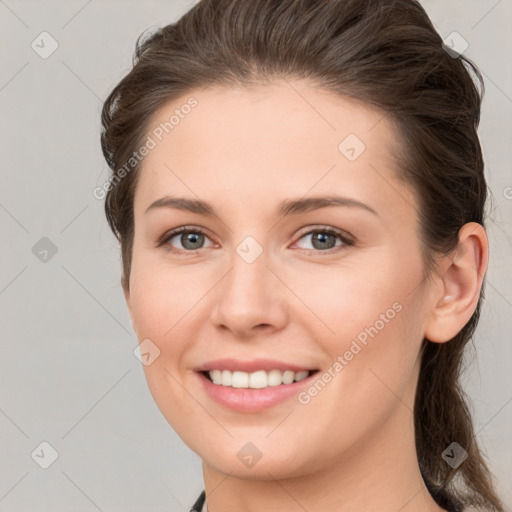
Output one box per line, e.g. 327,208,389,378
424,222,488,344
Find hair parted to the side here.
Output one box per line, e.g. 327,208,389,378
100,1,504,510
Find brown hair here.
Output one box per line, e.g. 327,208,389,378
100,1,504,510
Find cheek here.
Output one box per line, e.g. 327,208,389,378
129,278,169,340
294,256,423,401
128,252,209,341
288,256,400,338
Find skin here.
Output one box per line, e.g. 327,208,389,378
122,79,488,512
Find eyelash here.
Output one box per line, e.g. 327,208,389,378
158,225,355,255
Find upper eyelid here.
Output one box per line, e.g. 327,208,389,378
295,225,353,240
160,226,215,244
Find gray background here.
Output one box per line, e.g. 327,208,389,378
0,1,510,511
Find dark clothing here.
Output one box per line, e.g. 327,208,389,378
189,490,206,512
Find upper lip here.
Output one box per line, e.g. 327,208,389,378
194,358,318,373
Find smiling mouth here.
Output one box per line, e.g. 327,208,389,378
200,369,320,388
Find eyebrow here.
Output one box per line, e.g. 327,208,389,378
144,195,379,217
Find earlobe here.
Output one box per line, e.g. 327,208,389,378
424,222,488,344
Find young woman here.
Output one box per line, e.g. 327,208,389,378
99,1,505,510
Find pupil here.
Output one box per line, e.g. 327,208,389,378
313,232,335,250
182,232,204,250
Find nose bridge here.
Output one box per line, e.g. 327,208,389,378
225,238,271,309
212,235,286,334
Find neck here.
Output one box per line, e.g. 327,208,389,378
201,401,446,512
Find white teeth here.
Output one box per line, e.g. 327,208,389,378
267,369,283,387
221,369,231,386
282,370,295,385
249,370,267,388
210,370,222,385
232,371,249,388
207,369,311,388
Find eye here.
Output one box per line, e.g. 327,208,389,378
160,226,215,253
292,227,354,253
158,225,355,254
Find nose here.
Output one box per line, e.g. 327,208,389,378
210,245,288,339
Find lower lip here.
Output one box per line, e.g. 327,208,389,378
195,371,318,413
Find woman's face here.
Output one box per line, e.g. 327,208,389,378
124,79,433,478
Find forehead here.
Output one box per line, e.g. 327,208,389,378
133,79,415,221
